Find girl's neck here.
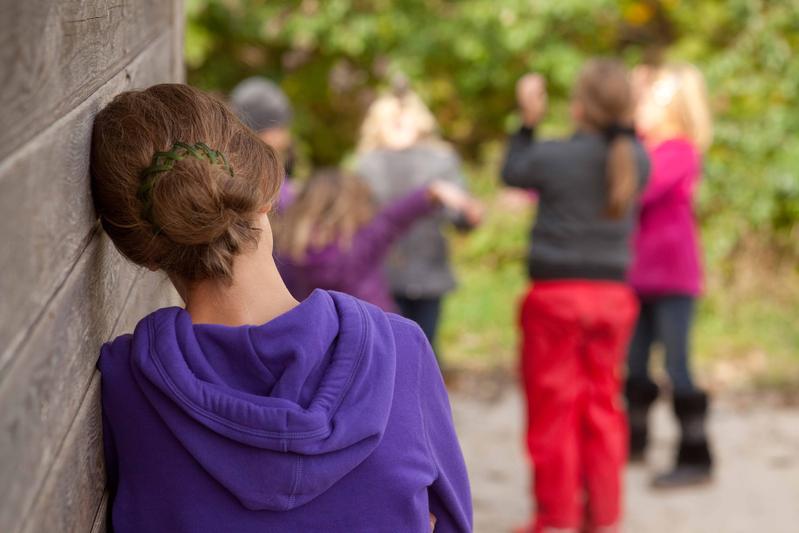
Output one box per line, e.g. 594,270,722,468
179,217,299,327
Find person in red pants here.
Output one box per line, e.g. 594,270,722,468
502,60,650,532
520,282,638,530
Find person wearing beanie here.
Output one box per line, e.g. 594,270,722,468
231,77,296,209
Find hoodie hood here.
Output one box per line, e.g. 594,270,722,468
128,290,397,511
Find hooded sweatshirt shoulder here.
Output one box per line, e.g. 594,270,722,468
98,290,472,533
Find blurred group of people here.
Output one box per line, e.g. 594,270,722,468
227,60,713,532
229,76,484,356
89,50,713,532
504,60,713,532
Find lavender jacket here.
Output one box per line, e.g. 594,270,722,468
276,188,435,311
629,138,703,296
99,289,473,532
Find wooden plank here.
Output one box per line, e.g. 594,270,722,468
112,271,180,340
90,493,109,533
18,273,177,533
0,0,174,162
172,0,186,82
0,225,172,532
0,30,176,376
19,376,105,533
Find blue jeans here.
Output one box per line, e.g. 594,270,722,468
393,295,442,353
627,295,697,394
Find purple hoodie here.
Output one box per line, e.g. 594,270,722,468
98,289,472,532
628,138,703,296
276,188,435,311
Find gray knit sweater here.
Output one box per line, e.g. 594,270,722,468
502,127,650,281
356,144,466,298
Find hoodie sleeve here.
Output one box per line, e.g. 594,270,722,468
98,348,119,533
101,407,119,531
640,141,697,207
415,332,473,532
345,187,436,267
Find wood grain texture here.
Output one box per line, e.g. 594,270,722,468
90,493,109,533
19,376,105,533
0,30,176,376
0,232,140,533
0,228,178,533
0,1,184,530
0,0,174,162
18,275,177,533
172,0,186,82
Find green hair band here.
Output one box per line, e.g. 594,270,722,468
138,141,234,231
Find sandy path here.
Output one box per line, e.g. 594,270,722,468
450,385,799,533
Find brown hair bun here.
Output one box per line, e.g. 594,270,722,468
90,84,282,282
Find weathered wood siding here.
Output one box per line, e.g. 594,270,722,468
0,1,183,531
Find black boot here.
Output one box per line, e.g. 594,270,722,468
625,378,659,462
652,390,713,489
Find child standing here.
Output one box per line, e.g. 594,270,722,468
355,84,479,351
626,64,714,488
275,168,481,312
502,60,650,532
90,84,472,532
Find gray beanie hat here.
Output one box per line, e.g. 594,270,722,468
230,77,293,132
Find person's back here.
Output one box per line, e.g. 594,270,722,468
357,144,464,298
501,62,649,533
99,290,469,532
89,84,472,532
630,137,702,295
354,88,481,348
511,132,648,280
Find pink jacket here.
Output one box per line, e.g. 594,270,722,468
629,138,703,296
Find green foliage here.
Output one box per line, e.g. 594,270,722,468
188,1,799,382
675,0,799,256
187,0,799,245
186,0,623,163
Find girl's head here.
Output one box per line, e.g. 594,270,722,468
636,63,712,151
276,169,375,261
571,59,639,219
358,87,439,152
90,84,282,284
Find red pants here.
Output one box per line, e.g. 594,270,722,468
519,281,638,532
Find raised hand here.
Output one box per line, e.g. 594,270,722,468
516,73,547,126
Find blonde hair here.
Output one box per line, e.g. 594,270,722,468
90,84,282,283
648,64,713,151
357,90,439,152
275,169,375,261
574,59,639,219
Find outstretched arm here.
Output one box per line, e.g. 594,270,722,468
640,142,698,207
346,187,436,268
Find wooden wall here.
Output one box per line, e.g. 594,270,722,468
0,1,184,531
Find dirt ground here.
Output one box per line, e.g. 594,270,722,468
449,380,799,533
